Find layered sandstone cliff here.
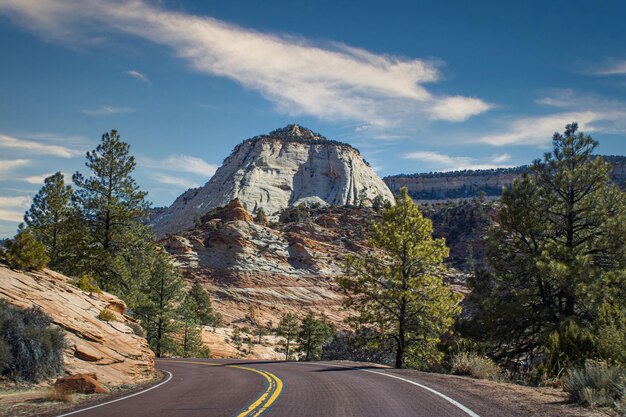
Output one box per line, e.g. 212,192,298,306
0,265,155,387
152,125,394,237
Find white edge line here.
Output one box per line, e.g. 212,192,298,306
55,370,173,417
295,362,481,417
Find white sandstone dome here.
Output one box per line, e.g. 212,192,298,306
151,124,394,237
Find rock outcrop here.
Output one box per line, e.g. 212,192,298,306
163,202,380,329
0,265,155,387
152,124,394,237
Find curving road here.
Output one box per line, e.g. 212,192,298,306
54,359,527,417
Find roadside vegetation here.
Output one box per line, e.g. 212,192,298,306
0,300,65,383
0,130,221,364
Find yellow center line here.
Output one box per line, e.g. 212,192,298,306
164,360,283,417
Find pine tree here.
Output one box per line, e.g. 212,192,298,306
186,282,215,326
4,224,49,271
296,313,334,361
135,250,184,358
340,187,461,369
23,172,74,269
277,313,299,360
72,130,151,293
178,295,207,357
463,123,626,376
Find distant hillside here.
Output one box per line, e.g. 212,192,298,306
384,155,626,200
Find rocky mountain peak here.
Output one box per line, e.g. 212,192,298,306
268,124,326,142
151,125,394,237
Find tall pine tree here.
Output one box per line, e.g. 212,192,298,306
463,123,626,376
72,130,151,293
340,188,461,369
24,172,75,269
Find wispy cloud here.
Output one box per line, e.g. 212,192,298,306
81,105,135,116
591,59,626,76
143,155,218,177
0,133,83,157
126,69,149,83
402,151,513,171
477,90,626,146
152,174,198,189
22,172,72,185
0,0,492,127
0,159,30,174
0,196,31,223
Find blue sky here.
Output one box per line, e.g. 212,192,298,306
1,0,625,237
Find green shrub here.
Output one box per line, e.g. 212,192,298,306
97,309,116,322
0,300,65,382
4,225,49,271
563,361,626,408
451,352,504,381
73,275,102,294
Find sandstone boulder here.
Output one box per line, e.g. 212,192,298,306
54,373,108,394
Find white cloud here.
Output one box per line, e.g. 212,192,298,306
126,69,149,83
477,89,626,147
143,155,217,177
592,60,626,76
81,105,135,115
0,0,492,127
0,196,31,223
152,174,198,189
402,151,513,171
22,172,72,185
0,159,29,173
0,133,83,158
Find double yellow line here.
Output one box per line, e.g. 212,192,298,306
166,360,283,417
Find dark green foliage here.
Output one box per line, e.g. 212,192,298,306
185,282,216,326
321,328,394,365
296,313,334,361
462,123,626,377
72,130,152,293
0,301,65,382
23,172,79,270
134,250,184,357
177,283,216,357
4,224,49,271
277,313,299,360
279,203,320,223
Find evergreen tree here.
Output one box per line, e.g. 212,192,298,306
462,123,626,376
135,250,184,358
277,313,299,360
178,295,207,357
4,224,49,271
23,172,74,269
296,313,334,361
185,282,215,326
340,188,461,369
72,130,151,293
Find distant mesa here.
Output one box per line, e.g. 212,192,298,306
150,124,394,237
384,155,626,201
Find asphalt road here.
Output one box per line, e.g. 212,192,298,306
55,359,516,417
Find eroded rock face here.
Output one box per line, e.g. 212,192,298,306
0,266,155,387
163,205,380,329
152,125,394,237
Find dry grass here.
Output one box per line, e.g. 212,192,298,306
451,351,504,381
45,385,73,403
